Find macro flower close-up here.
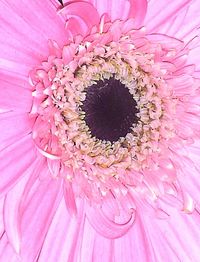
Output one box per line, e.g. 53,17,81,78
1,0,200,261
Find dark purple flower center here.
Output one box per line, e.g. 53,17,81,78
81,78,139,142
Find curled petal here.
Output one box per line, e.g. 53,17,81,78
59,1,100,35
86,205,135,239
65,17,91,39
35,144,61,160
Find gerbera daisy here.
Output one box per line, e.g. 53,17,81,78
1,0,200,261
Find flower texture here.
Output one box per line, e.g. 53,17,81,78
1,0,200,261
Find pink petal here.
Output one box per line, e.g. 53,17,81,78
2,157,46,255
0,233,7,256
0,197,4,239
114,215,154,261
37,198,85,262
129,0,147,27
59,1,100,36
110,0,131,21
0,0,67,75
88,0,147,25
144,0,192,33
0,112,34,152
0,234,21,261
147,33,184,50
90,231,114,262
0,134,37,197
167,75,195,96
176,3,200,43
86,204,135,239
88,0,115,19
3,173,32,254
147,204,200,261
62,44,76,64
147,0,200,45
63,180,77,215
173,142,200,208
20,176,63,261
65,17,89,39
76,218,96,261
0,71,32,94
0,77,32,112
187,45,200,71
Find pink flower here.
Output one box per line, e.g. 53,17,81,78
1,0,200,261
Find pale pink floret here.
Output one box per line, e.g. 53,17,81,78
1,0,200,261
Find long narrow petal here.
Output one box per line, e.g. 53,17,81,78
144,204,200,261
37,198,85,262
0,0,67,75
144,0,192,33
0,112,34,152
88,0,147,26
0,82,32,113
4,176,30,254
20,175,63,261
3,157,45,254
0,134,37,197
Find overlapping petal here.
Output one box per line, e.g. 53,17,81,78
62,0,147,26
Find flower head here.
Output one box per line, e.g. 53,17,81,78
1,0,200,261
